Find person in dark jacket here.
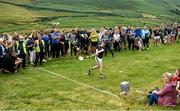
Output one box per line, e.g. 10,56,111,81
34,33,45,66
69,30,78,56
26,34,35,65
59,32,65,57
63,31,70,55
51,28,60,58
15,36,26,68
79,30,89,55
2,51,21,73
128,27,136,50
153,26,161,46
103,30,114,57
120,27,127,49
42,32,51,60
0,38,6,70
135,26,142,38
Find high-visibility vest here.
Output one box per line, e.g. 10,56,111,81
35,40,45,53
16,41,27,54
91,32,98,42
3,40,8,48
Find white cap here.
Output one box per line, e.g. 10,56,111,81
19,36,24,39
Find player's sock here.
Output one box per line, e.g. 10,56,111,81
92,66,98,70
88,69,92,75
100,74,104,79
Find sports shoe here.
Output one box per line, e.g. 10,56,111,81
43,59,47,63
31,62,35,66
177,94,180,98
88,69,91,75
100,74,105,79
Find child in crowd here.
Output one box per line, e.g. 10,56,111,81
135,37,143,52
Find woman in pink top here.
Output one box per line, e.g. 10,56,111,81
148,72,178,106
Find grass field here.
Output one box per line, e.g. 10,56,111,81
0,43,180,110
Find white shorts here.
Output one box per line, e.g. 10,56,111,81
154,36,160,40
95,57,102,64
171,34,175,37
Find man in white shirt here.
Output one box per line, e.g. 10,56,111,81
113,30,121,52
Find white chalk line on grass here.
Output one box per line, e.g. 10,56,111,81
39,68,119,98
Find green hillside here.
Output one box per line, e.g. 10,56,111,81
0,0,179,33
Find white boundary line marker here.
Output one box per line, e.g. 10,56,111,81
39,68,119,98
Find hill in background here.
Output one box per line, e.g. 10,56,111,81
0,0,179,33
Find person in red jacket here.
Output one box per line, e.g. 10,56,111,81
172,69,180,82
172,69,180,97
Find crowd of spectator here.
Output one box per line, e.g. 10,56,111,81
0,24,180,73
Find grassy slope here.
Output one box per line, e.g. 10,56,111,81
0,43,180,110
0,1,77,33
30,0,180,18
0,0,179,33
